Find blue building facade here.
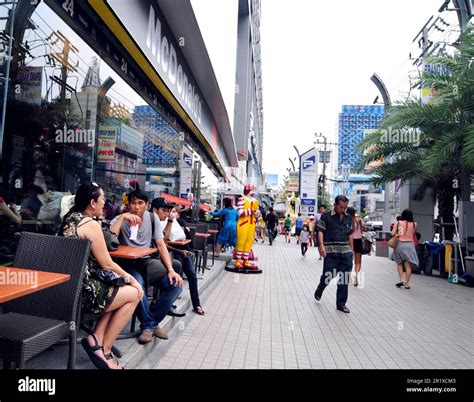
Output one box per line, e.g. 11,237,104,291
338,105,384,172
134,105,181,167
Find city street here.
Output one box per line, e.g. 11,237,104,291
141,235,473,370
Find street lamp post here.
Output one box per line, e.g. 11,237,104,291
293,145,301,198
288,158,296,171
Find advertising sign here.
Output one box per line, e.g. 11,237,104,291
15,67,43,105
299,148,318,215
179,144,193,197
287,171,299,192
97,126,117,162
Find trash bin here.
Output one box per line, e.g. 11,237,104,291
375,231,390,257
424,242,446,276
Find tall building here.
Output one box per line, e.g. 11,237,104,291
133,105,181,167
233,0,264,190
338,105,384,172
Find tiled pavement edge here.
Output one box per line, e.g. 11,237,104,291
21,255,231,369
144,235,473,369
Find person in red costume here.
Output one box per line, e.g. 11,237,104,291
235,184,260,269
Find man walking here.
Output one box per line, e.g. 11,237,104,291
265,207,278,246
314,195,354,313
295,213,303,244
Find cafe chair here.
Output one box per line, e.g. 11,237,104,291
0,233,90,369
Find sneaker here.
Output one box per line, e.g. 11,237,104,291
336,305,350,313
154,327,169,340
138,329,153,344
314,289,322,301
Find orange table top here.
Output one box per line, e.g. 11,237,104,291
109,245,157,259
0,266,70,303
207,229,219,234
194,233,211,238
166,239,192,246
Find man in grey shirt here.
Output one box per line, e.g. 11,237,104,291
110,190,183,344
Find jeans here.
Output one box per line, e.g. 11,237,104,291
173,251,201,309
315,253,353,308
267,227,275,245
123,258,182,331
301,242,308,256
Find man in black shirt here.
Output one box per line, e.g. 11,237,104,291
265,207,278,246
314,195,354,313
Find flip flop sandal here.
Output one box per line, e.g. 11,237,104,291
81,334,109,370
104,352,124,369
395,282,405,288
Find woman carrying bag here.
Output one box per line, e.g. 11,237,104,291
391,209,418,289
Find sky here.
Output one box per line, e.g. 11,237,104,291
32,0,460,188
192,0,459,183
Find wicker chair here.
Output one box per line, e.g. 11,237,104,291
0,233,91,369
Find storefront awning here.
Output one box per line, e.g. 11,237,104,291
161,193,211,212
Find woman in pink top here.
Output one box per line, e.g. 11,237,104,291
391,209,418,289
347,207,364,286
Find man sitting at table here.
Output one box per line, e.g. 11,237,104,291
152,201,205,316
110,189,184,344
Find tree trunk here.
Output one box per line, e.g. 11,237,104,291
437,175,455,241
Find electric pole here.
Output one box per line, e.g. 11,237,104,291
315,133,337,204
50,31,79,100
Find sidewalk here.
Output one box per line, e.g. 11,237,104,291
22,256,230,369
142,235,473,369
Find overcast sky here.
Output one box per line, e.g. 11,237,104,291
192,0,459,182
35,1,460,188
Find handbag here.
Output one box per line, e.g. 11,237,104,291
361,238,372,255
89,264,126,286
388,236,399,249
102,223,119,251
389,222,400,249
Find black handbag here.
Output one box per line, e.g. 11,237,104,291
361,238,372,255
89,264,126,286
102,223,119,251
89,223,124,285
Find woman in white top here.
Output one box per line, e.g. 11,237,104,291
163,207,205,315
347,207,363,286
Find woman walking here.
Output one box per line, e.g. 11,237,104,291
300,224,310,258
347,207,363,286
392,209,418,289
210,198,238,256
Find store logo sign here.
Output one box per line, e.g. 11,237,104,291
183,153,192,166
303,156,315,170
146,4,202,125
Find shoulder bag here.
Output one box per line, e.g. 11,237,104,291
388,222,400,249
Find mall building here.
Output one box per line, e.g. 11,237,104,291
0,0,264,231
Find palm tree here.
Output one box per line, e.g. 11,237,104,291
360,27,474,239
